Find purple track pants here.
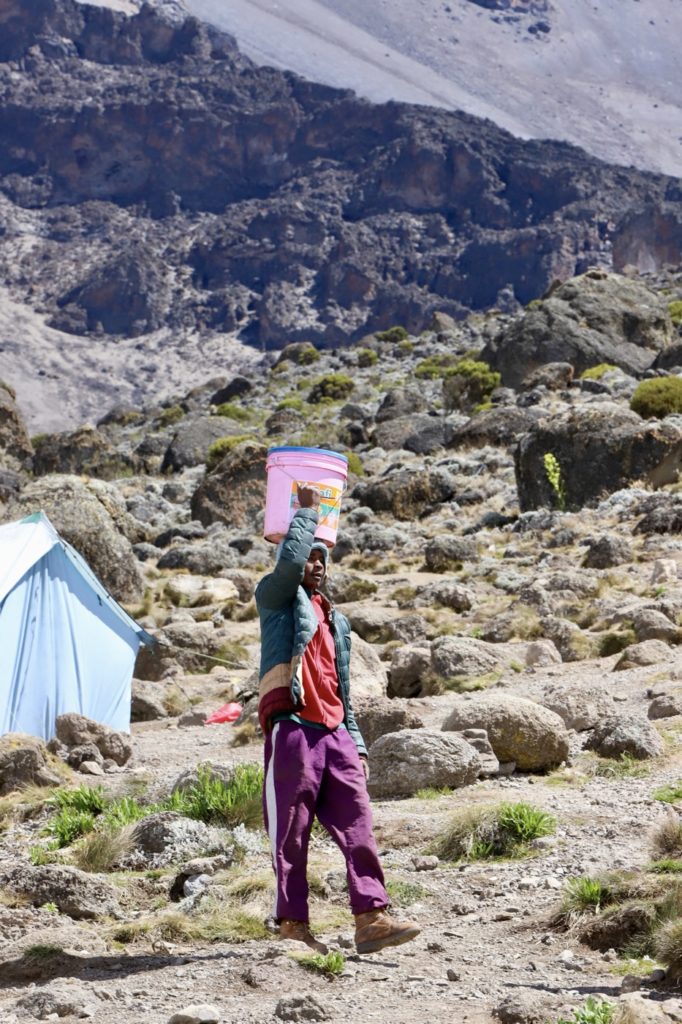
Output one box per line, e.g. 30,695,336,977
263,719,388,922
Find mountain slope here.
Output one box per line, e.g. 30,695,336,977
186,0,682,178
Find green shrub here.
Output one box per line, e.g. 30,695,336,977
296,951,345,977
555,998,615,1024
655,918,682,979
276,396,304,412
356,347,378,367
277,342,320,366
308,374,354,403
580,363,618,381
158,404,185,427
213,402,252,422
669,300,682,325
206,435,255,470
375,325,408,343
597,628,636,657
560,876,613,916
346,452,364,477
630,376,682,419
397,339,414,356
49,786,107,815
653,781,682,804
543,452,566,510
414,354,460,379
169,763,264,828
46,807,97,847
442,359,501,410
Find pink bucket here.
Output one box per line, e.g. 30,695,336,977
264,446,349,548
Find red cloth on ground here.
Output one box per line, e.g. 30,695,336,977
299,593,344,729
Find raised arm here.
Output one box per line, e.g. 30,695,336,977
256,485,321,610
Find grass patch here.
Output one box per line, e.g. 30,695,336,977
213,402,252,422
588,753,650,780
560,876,614,918
653,781,682,804
169,763,264,828
651,815,682,860
23,943,65,961
649,859,682,874
73,826,134,873
414,787,451,800
295,951,345,977
155,907,269,944
429,802,556,862
386,880,427,907
45,807,97,848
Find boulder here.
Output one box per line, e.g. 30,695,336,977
389,644,432,698
648,693,682,720
190,440,267,527
430,636,502,683
349,632,389,697
413,580,473,612
131,679,169,722
156,539,240,575
345,605,428,645
541,684,613,731
631,608,680,644
0,380,32,462
524,640,562,668
130,812,232,866
164,575,240,606
582,535,633,569
55,713,132,766
368,729,480,799
16,982,99,1020
353,695,424,750
442,695,569,771
585,714,663,760
614,639,672,670
1,475,143,601
161,416,244,472
373,414,452,455
0,734,65,795
521,362,574,392
375,387,430,422
32,426,137,479
423,536,478,571
448,406,542,448
483,271,672,387
353,466,456,520
0,864,120,919
171,761,235,794
515,406,682,512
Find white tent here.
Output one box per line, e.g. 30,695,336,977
0,511,153,740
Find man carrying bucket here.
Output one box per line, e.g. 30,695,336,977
255,484,420,955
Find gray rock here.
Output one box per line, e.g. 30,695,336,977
493,991,548,1024
349,632,389,698
161,415,243,472
178,709,208,728
275,995,330,1022
0,864,120,919
585,714,664,760
1,475,143,601
353,695,424,750
191,440,267,528
458,728,500,777
368,729,480,798
354,467,456,520
442,695,569,771
375,387,430,423
17,982,99,1020
582,534,632,569
430,636,502,683
614,639,672,670
55,713,132,766
373,414,450,454
648,693,682,719
631,608,680,644
525,640,562,668
423,536,478,572
168,1005,221,1024
130,812,230,865
521,362,574,391
0,380,33,461
0,734,64,795
171,762,235,794
389,644,432,698
541,684,613,732
131,679,169,722
413,580,473,612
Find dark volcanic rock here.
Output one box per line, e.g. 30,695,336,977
515,406,682,511
0,381,33,462
483,271,673,387
161,416,244,472
32,426,138,479
353,467,456,520
191,440,267,527
0,0,680,361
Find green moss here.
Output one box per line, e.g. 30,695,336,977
631,376,682,419
668,300,682,325
158,405,185,427
375,325,408,343
277,342,320,366
206,435,255,470
213,402,252,422
277,396,304,412
580,363,618,381
308,373,354,403
346,452,364,477
356,347,378,367
397,339,414,356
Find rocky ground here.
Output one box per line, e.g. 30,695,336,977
4,268,682,1022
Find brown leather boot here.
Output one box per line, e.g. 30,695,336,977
354,909,420,954
279,919,329,954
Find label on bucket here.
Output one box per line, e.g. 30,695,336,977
290,480,342,530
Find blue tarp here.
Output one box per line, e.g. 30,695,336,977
0,512,153,740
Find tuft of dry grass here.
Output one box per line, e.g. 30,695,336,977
651,812,682,860
654,917,682,979
73,825,134,873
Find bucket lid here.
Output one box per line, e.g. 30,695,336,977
267,446,348,462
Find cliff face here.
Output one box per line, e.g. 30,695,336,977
0,0,681,353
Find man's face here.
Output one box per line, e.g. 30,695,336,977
303,548,326,591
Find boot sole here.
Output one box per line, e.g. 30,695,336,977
355,925,421,955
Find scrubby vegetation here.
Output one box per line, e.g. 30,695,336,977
308,373,355,403
630,376,682,418
429,802,556,861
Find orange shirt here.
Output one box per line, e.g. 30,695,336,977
299,594,344,730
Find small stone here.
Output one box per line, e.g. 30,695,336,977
183,873,211,898
412,854,439,871
78,760,106,776
620,974,641,993
168,1005,221,1024
446,968,461,982
275,994,330,1022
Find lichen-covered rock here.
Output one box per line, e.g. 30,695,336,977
0,734,65,795
0,380,32,462
353,695,424,750
368,729,480,799
541,684,613,732
161,416,244,472
353,466,456,520
585,714,663,760
0,864,120,919
190,440,267,527
31,425,137,479
515,406,682,512
442,695,569,771
430,636,502,683
1,475,143,601
55,712,132,766
614,639,672,670
130,812,232,866
389,644,432,698
582,534,632,569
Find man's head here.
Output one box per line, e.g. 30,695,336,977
303,541,329,591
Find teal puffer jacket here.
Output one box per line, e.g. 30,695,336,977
255,507,367,757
